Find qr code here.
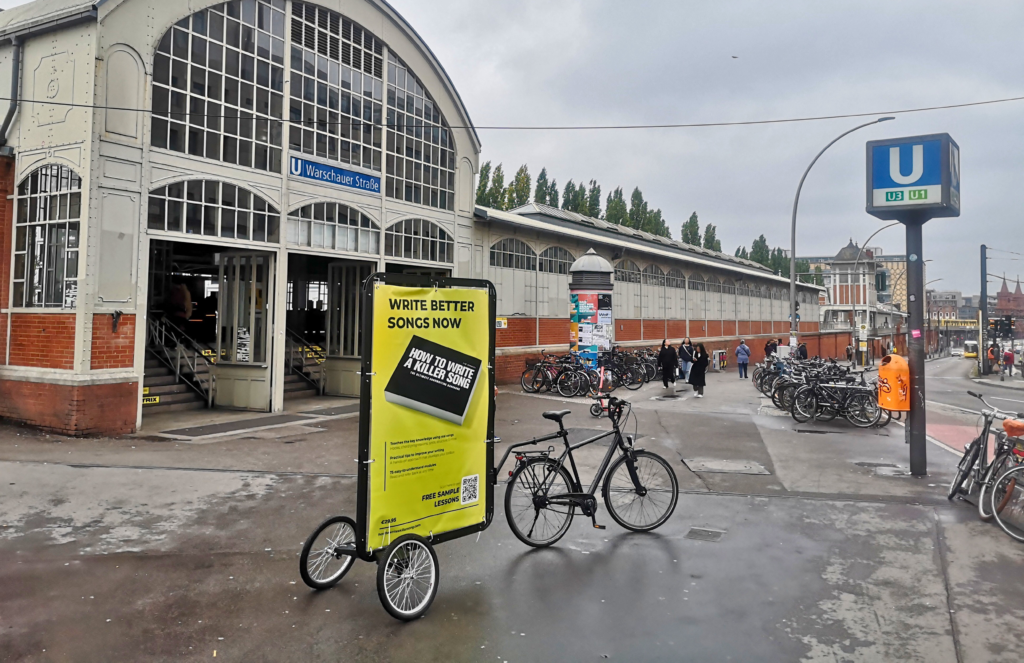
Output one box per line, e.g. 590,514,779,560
461,474,479,505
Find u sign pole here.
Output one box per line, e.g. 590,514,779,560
866,134,961,476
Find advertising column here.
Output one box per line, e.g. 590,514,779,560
570,290,613,364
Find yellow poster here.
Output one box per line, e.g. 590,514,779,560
367,284,491,550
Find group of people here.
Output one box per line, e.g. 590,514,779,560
656,338,709,397
988,343,1017,376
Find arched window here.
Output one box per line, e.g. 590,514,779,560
722,278,736,294
666,269,686,289
538,246,574,274
287,202,379,253
289,2,384,171
707,275,722,293
688,274,706,291
148,180,280,242
385,53,455,211
642,263,666,286
615,260,641,284
151,1,287,172
385,218,453,263
13,165,82,308
490,238,536,271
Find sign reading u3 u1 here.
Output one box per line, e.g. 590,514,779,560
865,133,960,220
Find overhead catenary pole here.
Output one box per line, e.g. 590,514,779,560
789,117,895,346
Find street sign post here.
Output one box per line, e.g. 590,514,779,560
866,133,960,477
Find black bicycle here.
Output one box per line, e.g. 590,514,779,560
495,396,679,547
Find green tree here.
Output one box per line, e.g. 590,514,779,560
749,235,771,267
475,161,492,206
680,212,701,245
562,180,577,210
605,187,627,224
769,247,788,276
734,246,749,259
813,264,824,286
573,181,589,215
506,164,532,209
644,208,671,238
547,179,559,207
534,167,549,204
486,163,506,210
628,187,647,230
795,259,812,284
587,180,602,218
702,223,722,252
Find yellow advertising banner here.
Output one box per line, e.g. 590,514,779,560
367,283,491,550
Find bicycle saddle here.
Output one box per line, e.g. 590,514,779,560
542,409,571,423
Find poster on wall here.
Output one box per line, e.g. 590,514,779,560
360,280,495,552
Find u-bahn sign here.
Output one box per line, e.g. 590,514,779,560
865,133,960,221
289,155,381,194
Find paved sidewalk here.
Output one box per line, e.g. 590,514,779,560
1,372,1023,661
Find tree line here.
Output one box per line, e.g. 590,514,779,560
734,235,822,284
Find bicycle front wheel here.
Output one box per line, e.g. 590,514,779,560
948,440,980,500
991,465,1024,543
846,393,881,428
979,452,1015,522
505,459,576,547
603,450,678,532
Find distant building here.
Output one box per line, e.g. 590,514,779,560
801,242,911,312
994,279,1024,318
928,291,962,320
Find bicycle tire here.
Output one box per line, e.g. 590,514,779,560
991,465,1024,543
948,440,980,500
556,371,579,398
590,402,603,417
791,387,816,424
376,534,439,621
643,361,657,382
978,452,1014,522
299,515,356,590
521,368,538,393
875,409,892,428
504,458,576,547
846,393,881,428
623,367,645,391
603,450,679,532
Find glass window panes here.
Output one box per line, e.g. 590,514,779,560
13,165,82,309
148,180,280,242
538,246,574,274
614,260,640,284
152,1,285,172
385,52,455,211
707,275,722,292
289,1,383,172
384,218,453,263
489,238,536,271
666,269,686,289
641,263,665,286
286,202,379,253
722,279,736,294
688,274,706,291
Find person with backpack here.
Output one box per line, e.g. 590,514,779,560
735,340,751,379
1004,346,1015,377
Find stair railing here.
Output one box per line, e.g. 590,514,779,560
285,328,327,395
147,316,216,407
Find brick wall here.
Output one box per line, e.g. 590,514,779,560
91,313,136,370
667,320,687,338
706,320,723,338
642,319,665,341
9,313,76,369
496,316,536,348
538,318,569,347
0,156,13,366
0,379,138,436
689,320,706,338
617,319,641,342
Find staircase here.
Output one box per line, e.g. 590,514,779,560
144,317,215,415
143,355,209,413
284,329,326,400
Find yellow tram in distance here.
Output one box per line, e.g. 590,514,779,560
964,340,979,358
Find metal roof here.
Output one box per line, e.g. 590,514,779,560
476,204,823,291
0,0,99,38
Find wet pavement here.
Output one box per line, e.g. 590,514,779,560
3,368,1024,661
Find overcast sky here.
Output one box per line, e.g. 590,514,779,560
3,0,1021,294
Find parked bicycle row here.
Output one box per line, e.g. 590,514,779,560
948,391,1024,544
752,354,896,428
520,348,660,397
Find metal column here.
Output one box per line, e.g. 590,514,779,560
906,218,927,476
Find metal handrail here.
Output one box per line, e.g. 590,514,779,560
146,316,216,407
285,328,326,395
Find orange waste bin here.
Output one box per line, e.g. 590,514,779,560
877,354,910,412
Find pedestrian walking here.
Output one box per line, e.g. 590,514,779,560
689,343,709,397
735,339,751,379
679,337,694,381
1004,347,1015,376
658,340,679,388
798,342,808,360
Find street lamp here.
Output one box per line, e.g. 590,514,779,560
925,277,943,357
789,117,896,344
851,222,900,365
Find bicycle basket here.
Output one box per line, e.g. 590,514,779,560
1003,419,1024,438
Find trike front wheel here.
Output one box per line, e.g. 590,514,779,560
299,515,357,590
376,534,439,621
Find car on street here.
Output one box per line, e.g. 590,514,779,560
951,347,963,357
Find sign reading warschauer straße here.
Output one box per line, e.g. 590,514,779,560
289,155,381,194
865,133,960,220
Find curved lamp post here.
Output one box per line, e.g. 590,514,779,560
850,222,900,364
789,117,896,343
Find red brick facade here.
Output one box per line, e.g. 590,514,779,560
0,379,138,436
538,318,569,347
496,316,536,348
9,313,76,369
90,313,137,370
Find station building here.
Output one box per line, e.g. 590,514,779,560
0,0,832,436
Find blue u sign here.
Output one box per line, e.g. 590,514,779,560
865,133,960,221
288,156,381,194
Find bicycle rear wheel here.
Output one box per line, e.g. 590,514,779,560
846,393,881,428
556,371,580,398
791,387,816,424
979,452,1014,522
505,459,576,547
991,465,1024,543
603,451,678,532
623,366,645,391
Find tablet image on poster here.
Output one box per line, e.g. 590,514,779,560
368,284,491,549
